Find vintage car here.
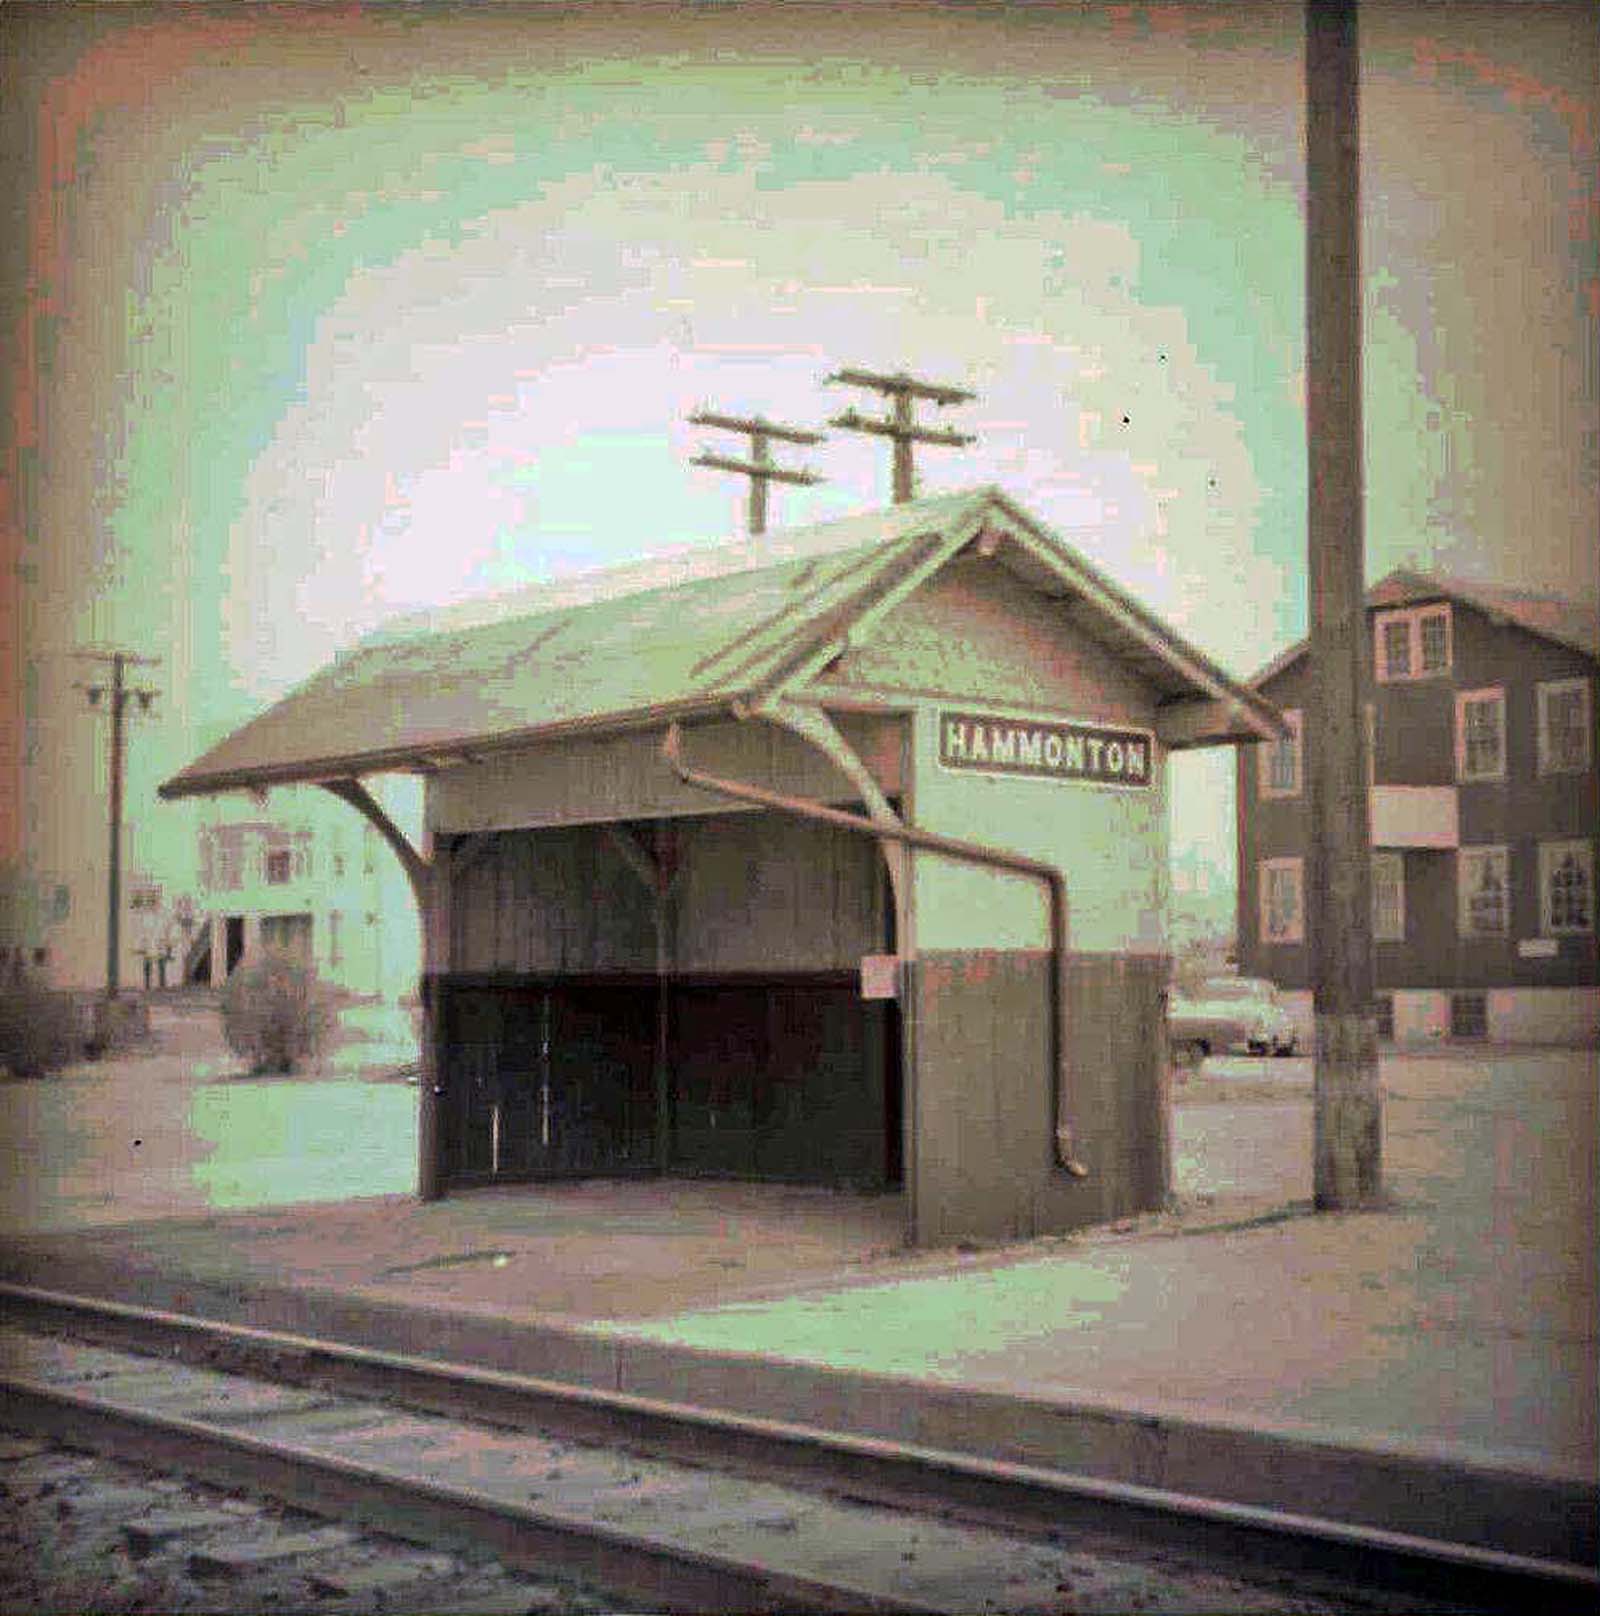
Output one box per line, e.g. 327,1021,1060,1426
1167,976,1298,1063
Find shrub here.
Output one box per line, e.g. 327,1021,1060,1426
220,958,333,1075
0,975,84,1078
84,995,152,1061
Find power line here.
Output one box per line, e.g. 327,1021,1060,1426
825,367,976,504
689,410,825,536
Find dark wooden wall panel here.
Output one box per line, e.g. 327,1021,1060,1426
910,951,1167,1244
668,983,889,1189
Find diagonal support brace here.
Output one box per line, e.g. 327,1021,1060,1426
318,778,430,908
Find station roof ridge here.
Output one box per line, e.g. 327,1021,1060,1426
355,487,993,651
160,484,1279,801
1248,565,1600,689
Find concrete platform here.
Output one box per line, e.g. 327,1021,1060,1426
1,1046,1594,1566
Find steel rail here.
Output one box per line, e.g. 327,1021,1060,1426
0,1375,909,1616
2,1282,1593,1612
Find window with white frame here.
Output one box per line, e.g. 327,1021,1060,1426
1458,845,1510,937
264,848,292,886
1455,688,1506,782
1260,857,1305,944
1258,708,1303,798
1538,678,1592,775
1418,608,1451,673
1372,852,1405,942
1540,841,1593,935
1375,603,1452,682
1378,616,1411,681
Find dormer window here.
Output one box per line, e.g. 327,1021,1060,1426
1375,603,1452,682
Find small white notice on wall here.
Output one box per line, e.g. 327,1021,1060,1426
861,954,899,1000
1517,937,1559,959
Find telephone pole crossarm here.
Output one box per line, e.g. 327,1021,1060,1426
826,408,974,449
690,453,822,487
689,410,824,447
827,367,975,407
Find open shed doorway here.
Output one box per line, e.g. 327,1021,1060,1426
435,810,905,1196
654,812,904,1193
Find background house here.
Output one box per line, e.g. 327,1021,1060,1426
1237,570,1598,1045
185,785,421,998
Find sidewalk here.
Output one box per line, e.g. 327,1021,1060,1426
2,1044,1594,1564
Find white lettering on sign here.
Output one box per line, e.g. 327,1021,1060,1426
938,710,1154,788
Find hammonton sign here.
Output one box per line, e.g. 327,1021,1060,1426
938,710,1153,787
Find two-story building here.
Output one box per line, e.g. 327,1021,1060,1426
1237,570,1598,1046
185,785,421,999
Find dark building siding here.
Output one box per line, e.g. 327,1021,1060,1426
1238,598,1598,994
910,950,1167,1243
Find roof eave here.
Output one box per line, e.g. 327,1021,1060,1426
977,488,1283,739
158,693,738,802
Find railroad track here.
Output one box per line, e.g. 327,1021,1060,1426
0,1432,610,1614
0,1282,1592,1614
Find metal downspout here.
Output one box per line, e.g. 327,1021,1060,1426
661,724,1088,1178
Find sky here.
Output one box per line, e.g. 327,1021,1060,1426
4,0,1596,930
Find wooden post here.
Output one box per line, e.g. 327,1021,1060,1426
417,858,446,1201
892,391,915,504
1306,0,1382,1209
74,650,160,1002
106,653,126,999
654,875,671,1177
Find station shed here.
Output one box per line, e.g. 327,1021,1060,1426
161,487,1280,1246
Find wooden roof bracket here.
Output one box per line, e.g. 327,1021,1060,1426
746,694,909,923
317,778,430,911
317,774,441,1201
662,721,1088,1181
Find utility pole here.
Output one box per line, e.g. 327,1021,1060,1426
825,368,976,504
689,411,825,536
75,650,161,1000
1305,0,1381,1208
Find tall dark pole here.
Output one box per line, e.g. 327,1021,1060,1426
106,652,126,999
1306,0,1381,1207
74,649,160,1002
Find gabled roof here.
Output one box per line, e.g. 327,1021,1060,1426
1249,567,1600,690
161,485,1280,800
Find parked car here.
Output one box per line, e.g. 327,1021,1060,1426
1167,976,1298,1064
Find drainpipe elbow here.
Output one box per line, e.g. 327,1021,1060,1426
1056,1125,1090,1179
